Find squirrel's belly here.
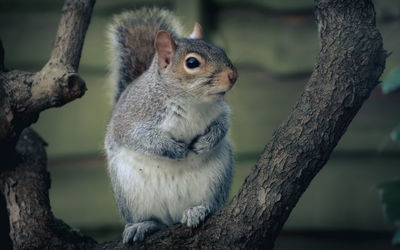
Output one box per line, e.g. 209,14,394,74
110,138,232,225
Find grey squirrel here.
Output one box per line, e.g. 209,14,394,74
104,8,238,243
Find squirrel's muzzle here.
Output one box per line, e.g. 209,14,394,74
211,67,238,96
228,69,238,85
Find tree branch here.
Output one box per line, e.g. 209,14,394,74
50,0,95,69
0,0,94,154
220,1,388,248
0,0,96,248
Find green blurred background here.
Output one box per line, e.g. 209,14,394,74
1,0,400,249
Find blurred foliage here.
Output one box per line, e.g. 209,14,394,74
391,125,400,142
381,66,400,145
382,68,400,94
378,64,400,246
377,178,400,246
377,179,400,223
393,230,400,245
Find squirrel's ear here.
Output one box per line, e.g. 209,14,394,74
190,22,203,39
155,31,177,69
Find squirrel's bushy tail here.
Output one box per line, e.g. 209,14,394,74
107,8,183,102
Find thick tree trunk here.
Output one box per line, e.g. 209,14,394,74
0,128,96,249
0,0,387,249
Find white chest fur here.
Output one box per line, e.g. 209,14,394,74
109,138,231,225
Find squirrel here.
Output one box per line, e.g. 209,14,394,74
104,8,238,243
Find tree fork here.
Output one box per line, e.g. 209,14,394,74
0,0,94,158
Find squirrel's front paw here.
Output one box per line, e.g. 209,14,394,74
122,221,162,243
189,132,213,155
163,138,188,159
190,139,211,154
181,205,209,228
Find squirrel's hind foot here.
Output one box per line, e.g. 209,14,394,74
122,220,164,243
181,205,210,228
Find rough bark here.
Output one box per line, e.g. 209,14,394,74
0,0,96,249
0,0,388,249
0,128,96,249
0,0,92,163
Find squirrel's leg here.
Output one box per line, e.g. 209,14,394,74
122,220,165,243
180,205,210,228
189,113,229,154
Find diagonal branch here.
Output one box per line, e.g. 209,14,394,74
220,0,389,247
50,0,95,69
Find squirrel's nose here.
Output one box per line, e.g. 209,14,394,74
228,69,238,85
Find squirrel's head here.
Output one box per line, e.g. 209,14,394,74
153,23,238,101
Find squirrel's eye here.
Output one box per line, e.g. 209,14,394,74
185,57,200,69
